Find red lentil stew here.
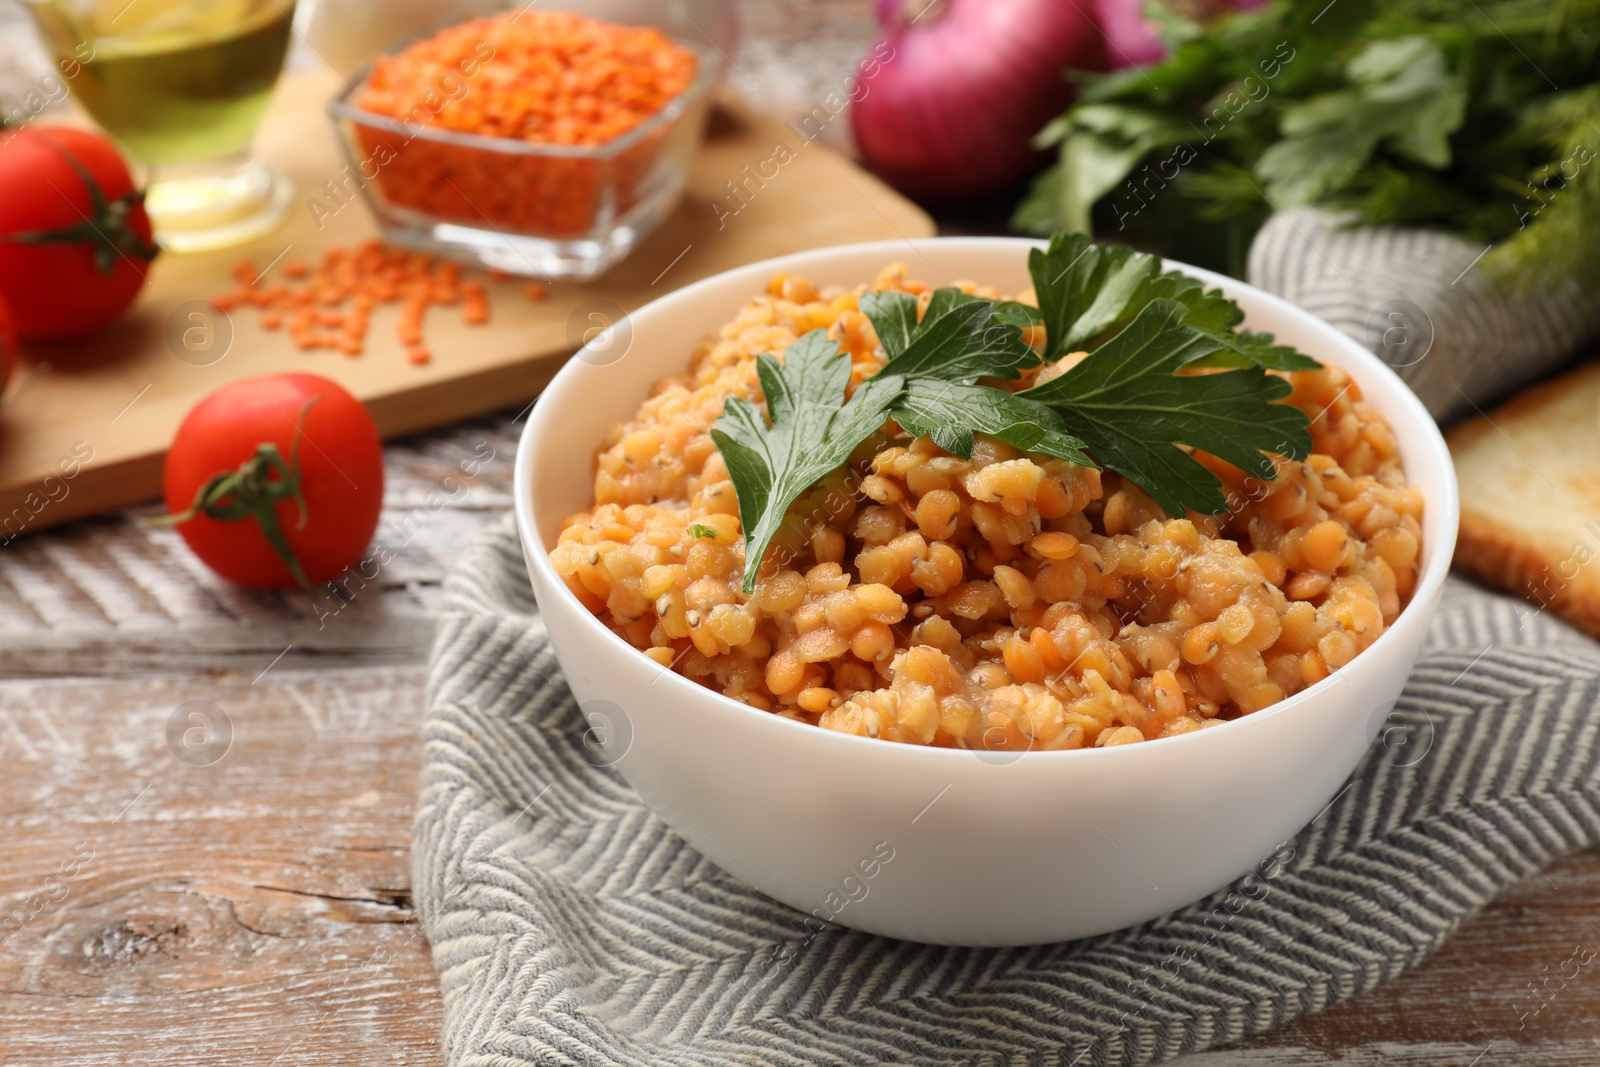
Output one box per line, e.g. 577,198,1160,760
550,266,1423,751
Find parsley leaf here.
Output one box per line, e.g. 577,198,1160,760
714,234,1322,591
1113,272,1320,372
891,379,1093,465
1258,37,1467,206
1028,233,1317,371
857,282,1092,461
1028,233,1158,360
688,524,718,539
1016,0,1599,287
1189,329,1321,372
857,289,918,357
1017,103,1197,237
859,287,1036,383
1021,299,1312,516
711,330,901,593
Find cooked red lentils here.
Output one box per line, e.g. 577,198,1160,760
549,266,1424,751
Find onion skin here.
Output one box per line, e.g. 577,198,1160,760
851,0,1107,202
1094,0,1165,69
1095,0,1267,67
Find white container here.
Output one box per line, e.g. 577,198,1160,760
306,0,490,81
513,237,1460,947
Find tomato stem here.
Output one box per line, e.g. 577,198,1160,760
2,131,159,275
152,396,338,603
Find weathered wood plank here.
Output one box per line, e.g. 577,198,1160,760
0,415,521,678
0,668,441,1067
5,659,1600,1065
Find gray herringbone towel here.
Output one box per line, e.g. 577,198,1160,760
1248,207,1600,422
415,515,1600,1067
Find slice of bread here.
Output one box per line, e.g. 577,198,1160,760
1449,361,1600,638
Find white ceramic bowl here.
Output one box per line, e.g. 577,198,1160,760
513,238,1459,947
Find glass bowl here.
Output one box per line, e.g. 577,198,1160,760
328,34,718,280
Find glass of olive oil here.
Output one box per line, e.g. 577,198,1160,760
22,0,298,251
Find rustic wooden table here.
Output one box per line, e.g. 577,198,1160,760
2,3,1598,1064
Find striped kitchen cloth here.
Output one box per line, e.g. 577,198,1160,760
414,514,1600,1067
1247,207,1600,423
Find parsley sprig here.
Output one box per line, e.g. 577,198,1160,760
1015,0,1600,290
712,234,1319,592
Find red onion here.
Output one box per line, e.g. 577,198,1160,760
1094,0,1166,69
1094,0,1269,68
851,0,1107,202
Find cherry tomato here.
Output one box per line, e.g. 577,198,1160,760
0,126,157,340
163,373,384,588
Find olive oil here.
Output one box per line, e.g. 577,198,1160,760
27,0,296,166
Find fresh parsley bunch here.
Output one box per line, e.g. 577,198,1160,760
711,234,1320,592
1016,0,1600,290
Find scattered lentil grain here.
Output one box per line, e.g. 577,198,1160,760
212,240,517,365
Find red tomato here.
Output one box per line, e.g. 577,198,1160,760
0,126,157,340
163,374,384,589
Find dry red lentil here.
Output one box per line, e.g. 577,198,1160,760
212,240,508,362
352,11,698,238
549,265,1426,752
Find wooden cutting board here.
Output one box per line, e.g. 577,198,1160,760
0,67,933,537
